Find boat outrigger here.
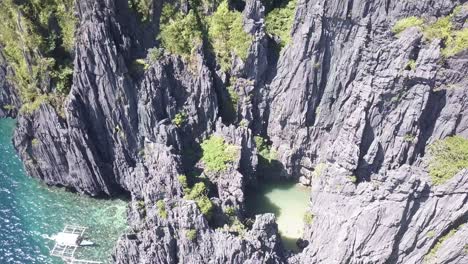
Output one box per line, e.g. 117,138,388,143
49,225,102,264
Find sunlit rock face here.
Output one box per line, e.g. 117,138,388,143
2,0,467,263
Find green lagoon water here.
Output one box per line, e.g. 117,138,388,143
247,181,310,251
0,118,128,264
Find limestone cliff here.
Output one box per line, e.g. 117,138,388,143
1,0,467,263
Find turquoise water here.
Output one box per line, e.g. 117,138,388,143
247,181,310,251
0,118,128,264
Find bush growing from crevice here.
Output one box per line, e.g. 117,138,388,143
303,212,314,224
425,227,460,261
128,0,153,22
201,136,238,172
186,229,197,241
405,60,416,71
265,0,296,47
184,182,214,218
428,136,468,185
393,7,468,57
156,200,168,219
159,10,203,59
172,112,188,127
392,16,424,35
254,136,283,177
208,1,253,71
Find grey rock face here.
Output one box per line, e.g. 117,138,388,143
3,0,468,263
0,47,20,118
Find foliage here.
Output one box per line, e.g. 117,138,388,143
0,0,76,113
184,182,214,218
392,16,424,35
172,112,188,127
228,87,240,108
186,229,197,241
443,28,468,57
2,104,15,111
423,16,452,42
312,163,326,178
425,227,459,261
265,0,296,47
178,175,188,190
428,136,468,185
224,206,236,217
201,136,238,172
160,3,178,25
406,60,416,71
404,133,415,142
31,138,39,146
303,212,314,225
347,175,358,184
159,10,202,59
229,218,246,235
393,7,468,57
254,136,276,162
156,200,167,219
208,1,253,71
147,47,164,64
128,0,153,22
426,230,435,238
136,200,145,210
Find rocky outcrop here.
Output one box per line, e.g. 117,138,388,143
3,0,467,263
0,47,19,118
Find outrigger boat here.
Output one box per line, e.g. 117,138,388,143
49,225,102,264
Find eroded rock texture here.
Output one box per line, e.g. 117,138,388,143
3,0,467,263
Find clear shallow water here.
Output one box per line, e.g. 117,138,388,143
0,118,128,264
247,181,310,251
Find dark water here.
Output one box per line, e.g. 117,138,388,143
246,181,310,251
0,119,127,264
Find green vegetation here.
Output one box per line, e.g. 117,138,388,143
0,0,76,113
425,227,460,261
265,0,296,47
200,136,238,172
254,136,276,162
393,7,468,57
303,212,314,225
312,163,326,178
228,88,240,109
404,134,415,142
159,10,202,59
184,182,214,218
2,104,15,111
147,47,164,64
423,16,452,42
347,175,358,184
136,200,145,209
128,0,153,22
178,174,189,190
392,16,424,35
406,60,416,70
31,138,39,146
428,136,468,185
156,200,167,219
426,230,436,238
443,28,468,57
172,112,188,127
186,229,197,241
223,206,236,217
208,1,253,71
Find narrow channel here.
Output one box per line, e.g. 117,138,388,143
0,119,128,263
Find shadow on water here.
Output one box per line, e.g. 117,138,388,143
245,179,310,252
